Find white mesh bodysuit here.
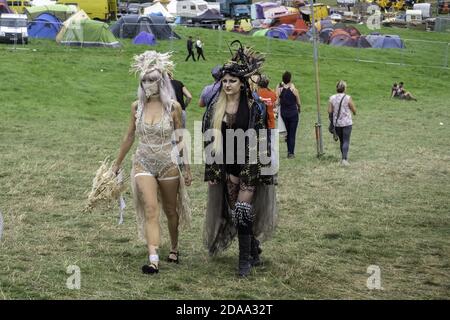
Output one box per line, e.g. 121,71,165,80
130,101,192,243
133,101,178,180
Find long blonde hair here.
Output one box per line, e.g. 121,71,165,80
211,89,227,154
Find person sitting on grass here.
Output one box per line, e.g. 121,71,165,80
392,82,417,101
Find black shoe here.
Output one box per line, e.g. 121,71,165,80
167,251,179,264
142,262,159,274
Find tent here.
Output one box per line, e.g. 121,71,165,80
191,9,224,24
365,34,405,49
319,27,334,43
143,2,174,22
56,9,89,43
133,31,156,45
252,28,269,37
59,19,120,48
110,14,180,40
239,19,252,32
295,31,310,42
0,0,13,14
329,33,356,47
357,36,371,48
25,4,77,21
266,27,289,40
28,13,62,39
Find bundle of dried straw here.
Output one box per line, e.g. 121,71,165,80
85,158,127,212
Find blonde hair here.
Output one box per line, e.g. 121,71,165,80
211,90,227,154
336,80,347,93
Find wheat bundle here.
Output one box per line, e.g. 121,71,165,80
85,158,127,212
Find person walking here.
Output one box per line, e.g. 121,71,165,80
328,80,356,166
169,73,192,128
276,71,301,159
185,36,196,62
112,51,192,274
196,37,206,61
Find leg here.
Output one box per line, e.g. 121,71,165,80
341,125,352,161
135,175,160,272
289,113,299,155
282,114,291,155
234,180,256,277
158,167,181,262
226,174,240,210
335,127,344,158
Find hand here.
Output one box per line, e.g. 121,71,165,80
208,180,218,186
112,163,121,175
183,171,192,186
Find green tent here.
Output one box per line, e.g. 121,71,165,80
25,5,77,22
59,19,120,48
252,29,269,37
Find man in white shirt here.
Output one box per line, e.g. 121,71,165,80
196,37,206,61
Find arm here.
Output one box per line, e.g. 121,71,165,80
348,97,356,115
198,97,206,108
328,101,333,114
172,101,192,186
113,102,137,174
182,86,192,108
293,88,302,111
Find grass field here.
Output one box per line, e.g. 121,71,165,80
0,24,449,300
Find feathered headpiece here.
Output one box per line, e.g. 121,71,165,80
130,50,175,79
220,40,265,80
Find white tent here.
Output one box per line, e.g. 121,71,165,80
144,2,175,22
56,9,90,43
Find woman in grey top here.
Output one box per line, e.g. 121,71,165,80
328,80,356,166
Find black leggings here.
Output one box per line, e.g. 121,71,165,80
281,112,299,155
335,125,352,160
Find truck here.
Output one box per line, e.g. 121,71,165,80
56,0,117,21
205,0,251,18
6,1,31,13
0,13,28,44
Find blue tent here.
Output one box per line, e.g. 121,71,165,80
266,27,289,40
366,34,405,49
28,13,62,40
132,31,156,46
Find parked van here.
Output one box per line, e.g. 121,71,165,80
7,1,31,13
0,13,28,43
57,0,117,21
176,0,209,18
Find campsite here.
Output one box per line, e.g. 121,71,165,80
0,0,449,301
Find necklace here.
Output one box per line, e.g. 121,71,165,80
140,102,166,154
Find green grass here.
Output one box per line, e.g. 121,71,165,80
0,25,449,299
